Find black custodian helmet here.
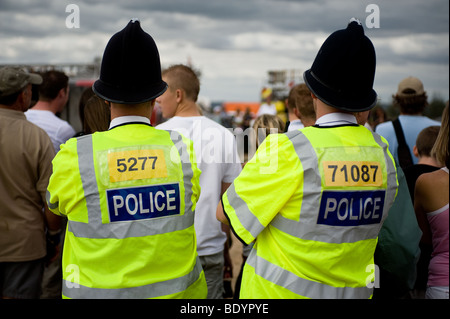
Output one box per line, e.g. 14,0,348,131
304,19,377,112
93,19,167,104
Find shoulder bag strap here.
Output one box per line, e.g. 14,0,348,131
392,118,413,168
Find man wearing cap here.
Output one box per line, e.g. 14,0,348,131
376,76,441,168
46,20,207,298
0,67,61,299
217,19,398,299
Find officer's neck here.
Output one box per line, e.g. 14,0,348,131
314,98,351,119
110,101,155,121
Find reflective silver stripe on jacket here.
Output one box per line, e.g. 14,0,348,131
371,131,398,216
226,182,265,239
62,256,203,299
246,249,372,299
46,191,58,210
168,130,196,218
244,129,396,298
270,129,397,244
67,132,195,239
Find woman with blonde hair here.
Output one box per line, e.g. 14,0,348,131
252,114,286,148
233,113,285,298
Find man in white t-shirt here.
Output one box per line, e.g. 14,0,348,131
156,64,242,299
26,70,75,153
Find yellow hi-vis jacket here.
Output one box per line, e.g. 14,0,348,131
222,125,398,298
47,123,207,299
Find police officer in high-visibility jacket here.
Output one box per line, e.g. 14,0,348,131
217,19,398,299
47,20,207,299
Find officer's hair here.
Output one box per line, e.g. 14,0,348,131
287,83,315,121
162,64,200,102
431,102,449,168
415,126,440,157
39,70,69,101
252,114,285,147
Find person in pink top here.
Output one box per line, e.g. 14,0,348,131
414,103,449,299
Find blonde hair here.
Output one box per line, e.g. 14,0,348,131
252,114,285,147
431,102,449,168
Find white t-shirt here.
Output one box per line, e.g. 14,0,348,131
287,119,304,131
25,109,76,153
256,103,277,117
157,116,242,256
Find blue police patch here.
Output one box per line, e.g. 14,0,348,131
317,190,385,226
107,183,180,222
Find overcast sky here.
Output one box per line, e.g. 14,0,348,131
0,0,448,104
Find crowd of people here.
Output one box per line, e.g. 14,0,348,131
0,17,448,300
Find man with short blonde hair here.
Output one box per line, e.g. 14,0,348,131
157,64,242,299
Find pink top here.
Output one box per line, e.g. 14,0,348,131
426,167,449,287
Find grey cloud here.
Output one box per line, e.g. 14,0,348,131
0,0,447,101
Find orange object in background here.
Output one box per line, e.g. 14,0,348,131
223,102,260,115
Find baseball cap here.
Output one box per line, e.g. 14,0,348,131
396,76,425,97
0,67,43,98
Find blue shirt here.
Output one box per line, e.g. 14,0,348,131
375,115,441,165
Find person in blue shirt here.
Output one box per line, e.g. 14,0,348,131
375,76,441,167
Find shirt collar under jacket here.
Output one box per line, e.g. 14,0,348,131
314,113,358,127
109,115,151,129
